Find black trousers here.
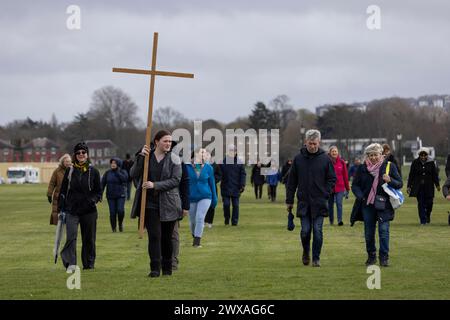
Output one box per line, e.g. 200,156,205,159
254,184,263,199
61,212,97,269
268,185,277,201
205,206,215,224
417,186,434,224
145,208,176,272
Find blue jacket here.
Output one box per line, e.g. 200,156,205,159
219,156,247,197
186,163,217,208
266,169,281,186
351,159,403,222
101,158,129,199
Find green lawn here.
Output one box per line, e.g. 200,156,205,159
0,179,449,300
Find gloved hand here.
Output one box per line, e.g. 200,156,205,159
287,209,295,231
344,191,349,199
47,196,52,204
239,187,245,194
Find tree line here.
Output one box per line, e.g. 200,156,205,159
1,86,449,163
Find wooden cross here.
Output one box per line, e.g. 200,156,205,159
113,32,194,238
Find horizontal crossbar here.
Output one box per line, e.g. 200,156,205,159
112,67,194,78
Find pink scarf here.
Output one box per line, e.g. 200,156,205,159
365,157,384,205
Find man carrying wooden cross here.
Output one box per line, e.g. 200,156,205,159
113,33,193,277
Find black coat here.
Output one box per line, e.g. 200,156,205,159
180,163,190,211
58,164,102,216
280,162,292,184
219,156,247,197
122,158,134,182
351,159,403,222
407,158,440,198
211,162,222,184
386,154,402,177
250,165,265,186
286,147,337,218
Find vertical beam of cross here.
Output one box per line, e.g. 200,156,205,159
113,32,194,238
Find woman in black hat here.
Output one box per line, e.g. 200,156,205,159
59,142,102,271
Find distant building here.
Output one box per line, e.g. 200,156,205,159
22,138,61,162
418,100,429,107
315,103,367,117
433,99,444,108
85,140,118,165
0,139,16,162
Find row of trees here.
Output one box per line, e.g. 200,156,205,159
1,86,449,164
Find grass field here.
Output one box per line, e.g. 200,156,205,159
0,174,449,300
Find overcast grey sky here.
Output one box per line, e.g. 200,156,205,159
1,0,449,125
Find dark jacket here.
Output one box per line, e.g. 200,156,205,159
212,162,222,184
101,158,129,199
407,158,440,198
130,151,182,221
219,156,247,197
180,163,190,211
386,154,402,177
443,176,450,198
122,158,134,182
280,161,292,184
58,163,102,216
286,147,337,218
250,165,266,186
351,160,403,223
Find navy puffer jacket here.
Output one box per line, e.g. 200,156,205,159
101,158,129,199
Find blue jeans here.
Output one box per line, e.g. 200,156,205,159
189,199,212,238
362,204,390,258
223,196,240,225
107,197,126,217
300,214,324,261
328,191,345,224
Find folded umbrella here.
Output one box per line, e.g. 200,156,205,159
53,211,66,264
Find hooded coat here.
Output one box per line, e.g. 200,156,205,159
101,158,129,199
407,157,440,198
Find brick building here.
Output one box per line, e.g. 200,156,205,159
21,138,61,162
0,139,16,162
85,140,118,165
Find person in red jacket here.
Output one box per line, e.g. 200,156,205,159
328,146,350,226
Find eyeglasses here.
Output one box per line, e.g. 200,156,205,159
75,150,87,155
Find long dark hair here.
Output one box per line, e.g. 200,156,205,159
153,130,171,144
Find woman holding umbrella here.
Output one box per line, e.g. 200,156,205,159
58,142,102,272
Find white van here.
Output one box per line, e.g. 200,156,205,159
7,167,40,184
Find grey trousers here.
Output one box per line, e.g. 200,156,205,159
172,220,180,269
61,212,97,269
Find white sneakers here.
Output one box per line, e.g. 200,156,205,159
66,265,77,273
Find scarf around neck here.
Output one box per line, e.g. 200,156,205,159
73,161,90,173
365,157,384,205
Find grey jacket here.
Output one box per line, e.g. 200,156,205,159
130,151,182,221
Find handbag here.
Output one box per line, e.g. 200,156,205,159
374,194,387,211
